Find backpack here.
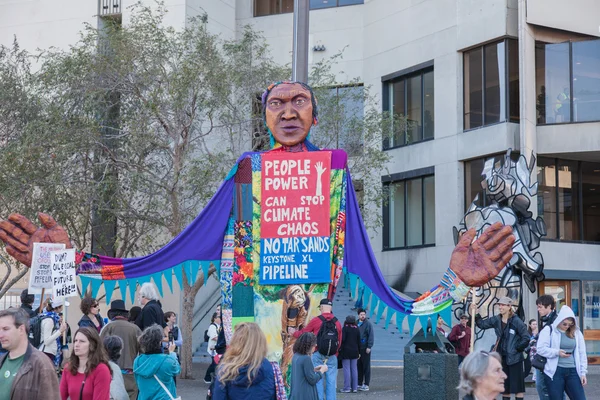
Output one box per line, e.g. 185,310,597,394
203,323,215,342
316,316,339,356
28,314,53,348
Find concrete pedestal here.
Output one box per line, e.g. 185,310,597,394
403,352,459,400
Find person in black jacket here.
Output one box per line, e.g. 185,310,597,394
340,315,361,393
471,296,529,400
19,289,37,318
135,283,165,331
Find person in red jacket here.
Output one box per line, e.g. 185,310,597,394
449,314,471,365
293,298,342,400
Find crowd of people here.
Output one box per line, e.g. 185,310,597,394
0,283,592,400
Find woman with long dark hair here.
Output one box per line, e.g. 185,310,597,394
60,327,112,400
289,332,327,400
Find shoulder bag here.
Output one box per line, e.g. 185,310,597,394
531,326,552,370
154,374,182,400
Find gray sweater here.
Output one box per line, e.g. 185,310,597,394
289,354,322,400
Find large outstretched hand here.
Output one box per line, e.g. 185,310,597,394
449,222,515,287
0,213,71,267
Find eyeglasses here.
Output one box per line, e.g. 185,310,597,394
92,304,99,308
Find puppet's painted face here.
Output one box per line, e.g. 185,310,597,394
265,83,313,146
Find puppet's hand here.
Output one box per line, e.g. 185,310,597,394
449,222,515,287
0,213,71,267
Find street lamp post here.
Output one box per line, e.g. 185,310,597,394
292,0,310,83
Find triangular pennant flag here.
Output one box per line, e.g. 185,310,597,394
418,315,430,338
79,276,91,295
190,261,200,285
369,298,378,319
407,315,417,336
173,264,184,290
363,287,372,311
396,313,406,333
103,280,117,305
349,274,359,298
137,275,151,286
216,261,221,278
118,280,128,301
152,272,164,297
128,279,138,303
385,309,395,330
439,304,453,328
376,301,385,324
164,269,174,293
182,262,193,286
90,278,103,299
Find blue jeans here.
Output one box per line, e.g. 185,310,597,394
342,359,358,391
543,367,586,400
312,352,337,400
536,368,549,399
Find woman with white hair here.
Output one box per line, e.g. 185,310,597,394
135,283,165,331
458,351,507,400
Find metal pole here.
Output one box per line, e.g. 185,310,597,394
292,0,310,83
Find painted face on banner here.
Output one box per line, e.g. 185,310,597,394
265,83,314,146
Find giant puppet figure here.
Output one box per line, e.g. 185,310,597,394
0,81,518,379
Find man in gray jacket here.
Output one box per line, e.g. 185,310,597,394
357,308,374,391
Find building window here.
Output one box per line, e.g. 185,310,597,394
254,0,363,17
384,174,435,249
382,67,434,149
536,39,600,124
464,152,520,211
311,85,364,156
463,39,520,130
537,157,600,243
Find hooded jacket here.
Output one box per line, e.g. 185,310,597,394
536,305,587,380
133,352,180,400
212,358,275,400
475,312,529,365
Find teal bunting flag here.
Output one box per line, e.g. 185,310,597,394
363,287,372,311
152,272,164,297
439,304,453,328
90,278,103,299
216,261,220,278
164,269,173,293
349,274,359,298
127,279,137,303
183,262,194,286
396,313,406,334
79,276,91,295
376,301,385,324
385,309,395,330
407,315,417,336
173,264,184,289
137,275,151,286
103,280,117,305
199,261,208,284
369,298,378,320
418,315,430,338
118,280,128,302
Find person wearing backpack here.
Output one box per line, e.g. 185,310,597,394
204,312,221,384
293,298,342,400
39,297,68,368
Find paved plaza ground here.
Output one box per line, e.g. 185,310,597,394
178,360,600,399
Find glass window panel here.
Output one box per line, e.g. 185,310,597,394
465,158,486,211
537,157,558,239
581,162,600,242
339,0,364,4
572,40,600,122
254,0,293,16
583,281,600,330
535,44,547,124
572,281,580,317
424,176,435,244
406,75,422,144
310,0,335,9
389,182,405,248
540,42,571,123
391,79,406,147
464,48,483,129
423,71,434,140
508,39,520,123
484,42,506,124
337,86,364,156
406,178,423,246
558,160,580,241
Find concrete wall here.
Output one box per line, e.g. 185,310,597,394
527,0,600,38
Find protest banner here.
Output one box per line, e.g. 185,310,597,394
260,151,332,284
50,248,77,299
28,242,66,294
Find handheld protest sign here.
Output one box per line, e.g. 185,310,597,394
29,243,66,294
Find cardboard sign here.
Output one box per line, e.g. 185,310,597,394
260,152,332,284
28,243,66,294
50,248,77,298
